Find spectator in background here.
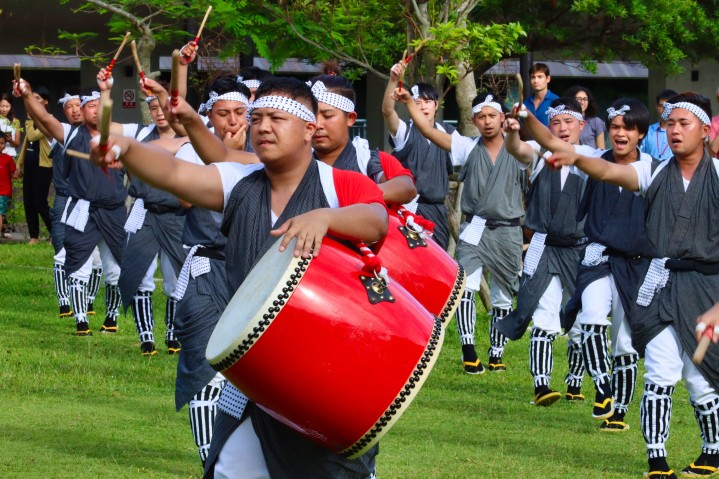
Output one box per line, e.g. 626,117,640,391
565,85,605,149
0,135,15,239
523,63,559,126
15,86,53,244
640,89,677,160
0,93,21,158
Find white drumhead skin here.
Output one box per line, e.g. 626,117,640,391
206,237,298,363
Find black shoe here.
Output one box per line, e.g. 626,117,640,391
600,411,630,432
680,452,719,477
565,385,585,401
140,341,157,356
646,458,677,478
86,302,96,316
75,321,92,336
166,340,181,355
100,316,117,334
533,386,561,407
592,390,614,420
487,356,507,372
59,305,73,319
461,344,485,375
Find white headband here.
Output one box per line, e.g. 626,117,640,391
248,95,316,123
662,101,711,125
310,81,355,113
237,76,261,89
58,93,80,106
546,104,584,122
145,96,158,104
80,91,101,107
472,94,503,115
199,91,250,115
607,105,631,120
411,85,420,100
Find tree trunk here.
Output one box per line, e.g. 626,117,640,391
455,62,478,136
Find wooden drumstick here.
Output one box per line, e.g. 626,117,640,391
193,5,213,44
13,63,21,82
170,49,181,106
404,37,430,65
98,98,113,153
398,49,408,91
106,31,131,76
693,326,714,365
66,149,90,160
515,73,528,118
130,40,150,94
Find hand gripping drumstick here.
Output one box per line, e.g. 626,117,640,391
193,6,213,44
398,50,408,92
693,325,714,365
106,32,131,77
170,49,181,107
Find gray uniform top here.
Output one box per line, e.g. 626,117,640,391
451,131,526,220
126,124,181,208
629,155,719,391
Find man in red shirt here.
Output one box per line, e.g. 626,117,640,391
0,135,16,239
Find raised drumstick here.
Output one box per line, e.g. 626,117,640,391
13,63,21,81
106,32,131,76
98,98,113,153
170,49,181,106
515,73,528,118
693,327,714,365
130,40,150,95
193,5,213,44
398,49,408,92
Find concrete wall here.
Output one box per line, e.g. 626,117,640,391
648,60,719,122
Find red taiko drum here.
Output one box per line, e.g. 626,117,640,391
206,236,444,458
377,210,465,324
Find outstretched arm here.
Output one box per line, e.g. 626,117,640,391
502,117,534,166
382,62,404,136
164,95,257,165
548,150,639,191
89,134,225,211
393,87,452,151
520,106,573,155
13,80,65,143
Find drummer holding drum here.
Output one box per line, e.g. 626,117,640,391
90,77,388,479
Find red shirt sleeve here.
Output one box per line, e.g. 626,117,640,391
8,156,15,174
378,151,414,183
331,168,385,208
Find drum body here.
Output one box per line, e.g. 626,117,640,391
378,211,465,323
206,236,443,458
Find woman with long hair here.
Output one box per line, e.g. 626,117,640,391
0,93,21,158
564,86,605,149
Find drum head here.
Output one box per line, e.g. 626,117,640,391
206,236,299,364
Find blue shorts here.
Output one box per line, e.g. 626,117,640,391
0,195,10,215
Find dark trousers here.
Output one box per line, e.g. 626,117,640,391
22,159,52,239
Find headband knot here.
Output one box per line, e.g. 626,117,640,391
80,91,101,107
237,75,261,89
310,81,355,113
607,105,631,120
411,85,420,100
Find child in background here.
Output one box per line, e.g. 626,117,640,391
0,93,21,158
0,135,16,239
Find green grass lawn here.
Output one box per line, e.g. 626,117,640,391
0,243,703,478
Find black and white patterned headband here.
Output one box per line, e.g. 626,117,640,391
80,91,101,107
237,76,261,89
248,95,316,123
662,101,711,125
58,93,80,106
546,104,584,122
199,91,250,115
411,85,420,100
472,94,503,115
607,105,630,120
310,81,355,113
145,96,158,104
